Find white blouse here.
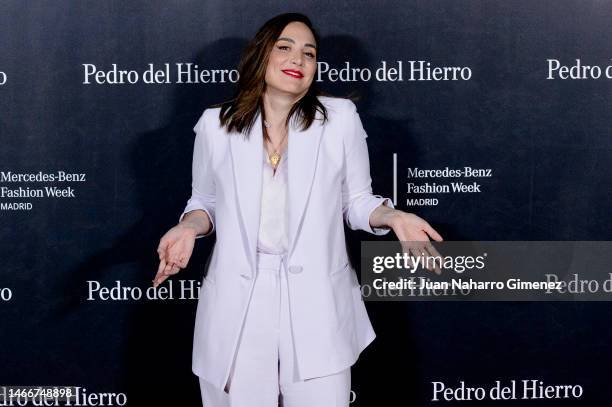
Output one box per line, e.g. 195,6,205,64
256,144,289,254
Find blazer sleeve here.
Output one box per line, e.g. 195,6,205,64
178,109,216,238
342,100,395,235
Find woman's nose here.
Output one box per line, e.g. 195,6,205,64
291,52,304,66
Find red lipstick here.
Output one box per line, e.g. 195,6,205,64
282,69,304,78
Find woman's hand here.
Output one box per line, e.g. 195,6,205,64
370,205,444,274
153,223,198,288
390,210,444,274
387,210,442,241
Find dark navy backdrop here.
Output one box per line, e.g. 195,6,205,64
1,1,611,406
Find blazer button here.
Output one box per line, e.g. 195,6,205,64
240,273,252,280
288,265,303,274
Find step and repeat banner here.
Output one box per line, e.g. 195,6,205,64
1,1,611,406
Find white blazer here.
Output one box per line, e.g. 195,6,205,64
180,95,393,391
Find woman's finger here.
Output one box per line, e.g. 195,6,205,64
399,241,416,269
408,247,424,270
425,241,443,259
423,246,442,275
413,244,439,273
178,255,188,268
169,250,185,266
424,223,443,242
157,239,170,259
154,258,170,286
418,246,436,272
163,260,174,275
169,263,181,275
157,258,167,275
153,273,168,288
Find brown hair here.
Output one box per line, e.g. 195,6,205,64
212,12,332,137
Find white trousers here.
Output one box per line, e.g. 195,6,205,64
198,251,351,407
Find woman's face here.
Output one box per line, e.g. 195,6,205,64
264,21,317,98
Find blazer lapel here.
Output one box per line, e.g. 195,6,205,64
229,111,264,273
287,110,325,258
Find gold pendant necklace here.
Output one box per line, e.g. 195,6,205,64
264,119,287,169
269,151,281,167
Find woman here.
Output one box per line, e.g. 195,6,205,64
154,12,442,407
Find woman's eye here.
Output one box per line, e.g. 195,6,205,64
278,45,289,51
305,52,316,58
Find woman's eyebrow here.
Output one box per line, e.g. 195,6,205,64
277,37,317,50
